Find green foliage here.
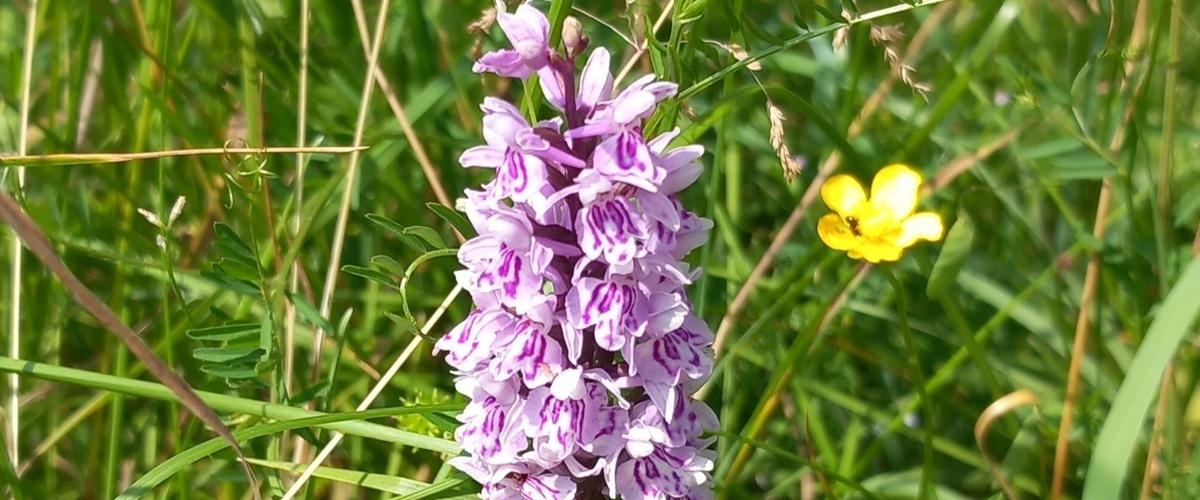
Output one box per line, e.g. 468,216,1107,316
927,214,974,299
2,0,1199,498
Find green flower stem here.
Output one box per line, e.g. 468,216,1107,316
0,356,462,455
884,266,935,500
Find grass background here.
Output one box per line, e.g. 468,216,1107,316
2,0,1199,498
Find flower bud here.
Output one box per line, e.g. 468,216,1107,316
562,16,586,57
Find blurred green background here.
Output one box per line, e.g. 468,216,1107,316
1,0,1199,498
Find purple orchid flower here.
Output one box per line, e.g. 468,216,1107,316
440,4,718,498
460,98,582,204
474,3,551,79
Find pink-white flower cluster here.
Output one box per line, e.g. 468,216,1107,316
435,4,718,498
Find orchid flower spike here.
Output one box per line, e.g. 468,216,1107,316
437,4,719,498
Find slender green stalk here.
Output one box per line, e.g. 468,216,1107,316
286,0,312,409
884,267,935,499
1153,0,1181,291
103,0,161,489
0,428,24,499
311,0,393,390
7,0,39,468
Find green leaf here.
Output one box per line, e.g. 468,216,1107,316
200,270,260,296
363,213,404,238
1082,258,1200,500
927,215,975,298
366,213,429,252
191,346,263,363
546,0,573,48
384,312,420,336
396,475,471,500
289,381,330,404
286,291,335,336
186,323,260,342
371,254,405,276
212,222,256,265
214,257,260,283
426,202,474,238
644,16,668,77
244,458,431,494
1018,138,1082,161
404,225,447,250
1041,152,1117,180
258,316,274,356
422,412,460,434
342,264,397,288
199,363,259,379
680,0,712,21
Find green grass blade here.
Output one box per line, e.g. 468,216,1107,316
121,405,460,497
1081,258,1200,499
0,357,461,454
244,458,432,494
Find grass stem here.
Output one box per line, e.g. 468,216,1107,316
6,0,39,471
885,267,935,499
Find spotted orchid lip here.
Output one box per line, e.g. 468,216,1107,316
445,3,718,497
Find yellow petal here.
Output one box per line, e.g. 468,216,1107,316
817,214,859,251
869,164,922,222
854,240,903,263
821,175,867,216
894,212,944,247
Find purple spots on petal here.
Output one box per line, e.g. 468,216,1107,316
501,148,529,194
616,131,645,173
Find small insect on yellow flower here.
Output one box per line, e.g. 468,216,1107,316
817,164,944,263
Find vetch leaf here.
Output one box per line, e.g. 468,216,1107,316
192,346,264,363
213,222,256,265
422,411,460,434
290,381,330,404
366,213,429,252
384,312,417,332
385,312,428,339
426,202,474,239
287,292,335,336
215,257,260,283
201,270,260,296
370,254,404,276
342,265,397,288
403,225,447,250
927,215,975,299
199,363,260,379
258,317,274,356
187,323,260,342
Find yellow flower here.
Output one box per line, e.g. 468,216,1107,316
817,164,944,263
